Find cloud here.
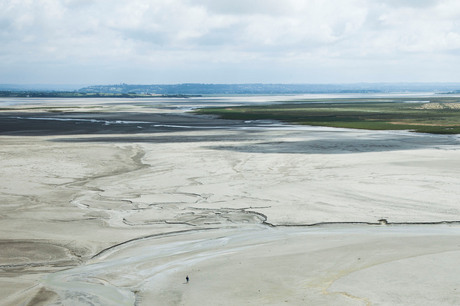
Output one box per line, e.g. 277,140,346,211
375,0,438,8
1,0,460,83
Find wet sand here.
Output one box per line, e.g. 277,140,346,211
2,97,460,305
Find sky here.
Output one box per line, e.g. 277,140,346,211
2,0,460,85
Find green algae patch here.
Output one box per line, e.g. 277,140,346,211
196,98,460,134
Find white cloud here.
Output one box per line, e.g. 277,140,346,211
1,0,460,83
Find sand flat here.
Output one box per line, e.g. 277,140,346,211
41,225,460,305
1,97,460,305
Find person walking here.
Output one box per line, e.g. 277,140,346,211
186,275,189,283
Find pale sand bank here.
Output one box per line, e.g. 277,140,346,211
1,98,460,305
36,225,460,305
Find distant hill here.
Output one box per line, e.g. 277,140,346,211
2,83,460,96
77,83,460,95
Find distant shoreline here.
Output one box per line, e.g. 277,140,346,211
2,82,460,97
0,91,202,98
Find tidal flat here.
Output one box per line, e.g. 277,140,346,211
2,95,460,305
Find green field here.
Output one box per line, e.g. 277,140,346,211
196,97,460,134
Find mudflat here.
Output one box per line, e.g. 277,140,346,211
1,97,460,305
